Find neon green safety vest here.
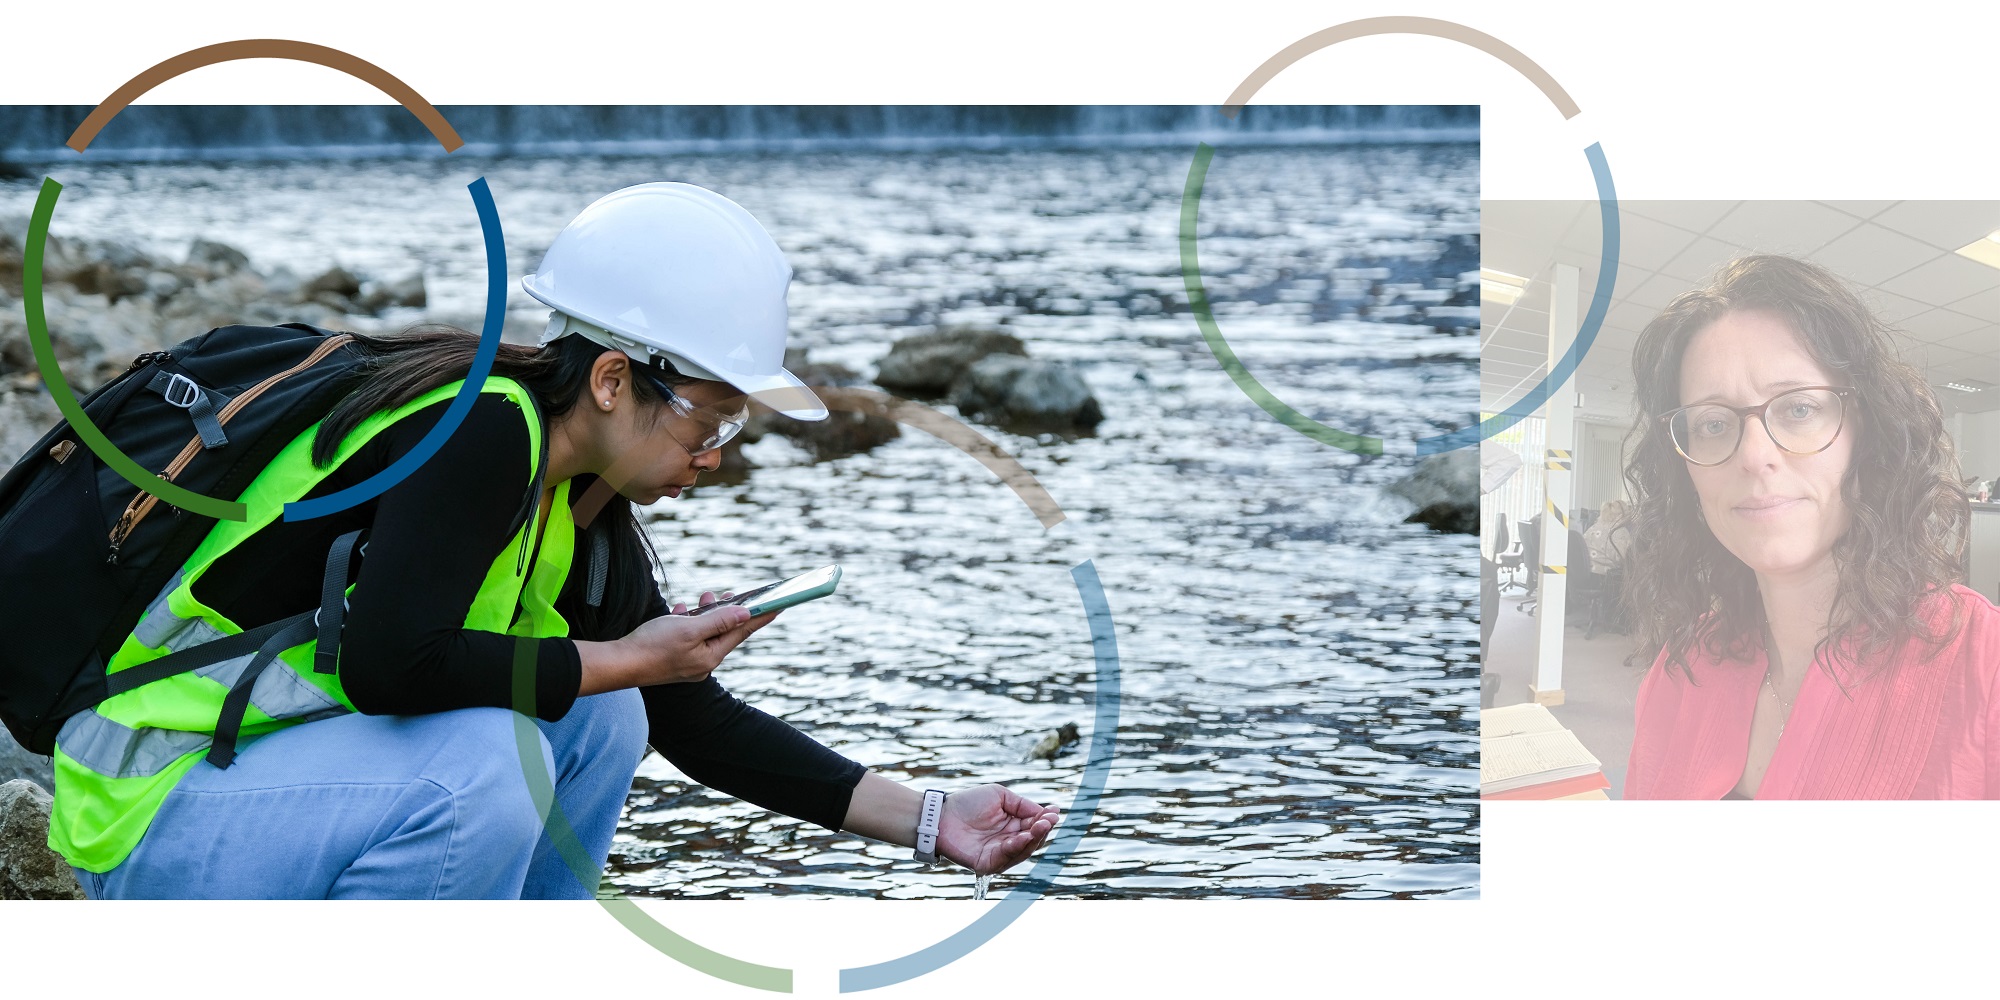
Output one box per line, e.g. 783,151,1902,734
50,377,577,873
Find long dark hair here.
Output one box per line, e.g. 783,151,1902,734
315,325,701,640
1621,255,1969,681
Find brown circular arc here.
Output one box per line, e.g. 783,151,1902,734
1220,16,1581,120
66,39,463,153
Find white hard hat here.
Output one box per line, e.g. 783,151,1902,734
522,182,828,421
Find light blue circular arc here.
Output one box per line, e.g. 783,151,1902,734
838,558,1122,993
281,176,507,520
1414,142,1621,454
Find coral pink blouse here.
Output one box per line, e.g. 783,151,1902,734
1625,585,2000,799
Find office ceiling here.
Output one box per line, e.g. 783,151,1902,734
1482,201,2000,418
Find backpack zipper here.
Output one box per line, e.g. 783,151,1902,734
107,334,354,564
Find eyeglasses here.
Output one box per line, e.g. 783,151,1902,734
1658,385,1855,467
634,366,749,456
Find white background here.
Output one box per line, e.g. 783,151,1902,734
6,2,2000,997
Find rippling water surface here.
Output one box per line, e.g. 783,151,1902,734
11,142,1480,898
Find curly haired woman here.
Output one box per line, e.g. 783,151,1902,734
1619,254,2000,799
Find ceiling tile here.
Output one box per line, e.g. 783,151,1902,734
1579,320,1640,357
1819,201,1899,221
1481,201,1588,255
1943,284,2000,321
1483,328,1548,360
1555,209,1615,260
1861,288,1931,324
1952,354,2000,385
1481,298,1521,325
1481,363,1542,381
1482,367,1544,390
1657,236,1747,282
1625,272,1695,310
1898,309,1991,344
1604,298,1661,336
1868,201,2000,251
1622,201,1740,233
1939,327,2000,357
1812,224,1943,285
1905,341,1972,372
1491,303,1551,338
1875,252,2000,307
1706,201,1864,254
1606,262,1656,303
1610,212,1702,273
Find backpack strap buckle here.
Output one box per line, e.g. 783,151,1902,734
148,370,231,450
160,372,201,408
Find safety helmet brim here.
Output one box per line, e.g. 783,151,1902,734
728,367,831,422
530,302,830,421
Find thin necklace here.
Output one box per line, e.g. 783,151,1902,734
1762,674,1795,737
1761,624,1801,737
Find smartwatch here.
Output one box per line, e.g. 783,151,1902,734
913,789,946,864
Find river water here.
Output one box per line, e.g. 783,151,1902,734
8,141,1480,899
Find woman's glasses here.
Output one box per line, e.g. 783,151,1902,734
1659,386,1854,467
635,366,750,455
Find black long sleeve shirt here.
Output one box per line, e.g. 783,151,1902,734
198,392,865,830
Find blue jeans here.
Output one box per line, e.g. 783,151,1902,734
71,689,650,899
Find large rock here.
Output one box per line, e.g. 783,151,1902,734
719,348,900,472
356,272,426,313
1387,450,1478,535
0,780,83,900
946,354,1103,431
0,729,52,791
303,265,362,299
873,326,1026,396
186,238,250,276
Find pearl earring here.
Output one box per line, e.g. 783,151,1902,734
602,399,612,409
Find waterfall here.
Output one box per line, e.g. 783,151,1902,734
0,105,1475,163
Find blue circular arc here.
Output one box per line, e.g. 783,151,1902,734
282,176,506,520
1415,142,1621,454
838,558,1122,993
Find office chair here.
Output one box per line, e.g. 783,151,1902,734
1495,515,1527,593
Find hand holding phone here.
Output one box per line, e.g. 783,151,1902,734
681,565,842,617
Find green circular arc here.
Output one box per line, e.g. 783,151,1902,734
508,398,1117,992
1178,145,1383,456
23,178,247,520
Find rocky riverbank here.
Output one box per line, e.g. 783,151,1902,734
0,215,429,475
0,220,1104,479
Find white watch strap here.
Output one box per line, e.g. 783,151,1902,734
913,789,946,864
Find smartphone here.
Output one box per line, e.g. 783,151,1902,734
687,565,841,617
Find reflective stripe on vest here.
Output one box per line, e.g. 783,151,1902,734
49,377,577,873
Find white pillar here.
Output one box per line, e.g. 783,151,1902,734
1532,263,1580,706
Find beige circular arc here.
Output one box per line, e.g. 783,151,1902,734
574,387,1066,530
1220,16,1581,120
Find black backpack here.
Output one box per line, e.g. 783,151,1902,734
0,323,371,755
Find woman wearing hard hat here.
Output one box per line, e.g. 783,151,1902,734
54,182,1061,898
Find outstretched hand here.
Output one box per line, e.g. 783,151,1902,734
937,784,1062,876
